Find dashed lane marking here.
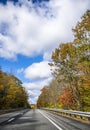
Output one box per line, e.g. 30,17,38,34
8,118,15,122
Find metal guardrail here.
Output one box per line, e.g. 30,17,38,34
41,108,90,123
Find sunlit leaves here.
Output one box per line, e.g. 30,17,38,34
37,10,90,111
60,87,76,109
0,69,29,109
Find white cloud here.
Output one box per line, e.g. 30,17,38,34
0,0,90,104
24,61,52,80
23,77,52,104
17,61,52,104
43,51,52,61
23,77,52,90
0,0,90,59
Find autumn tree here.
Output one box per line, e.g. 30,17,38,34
60,86,77,109
0,68,29,109
37,86,50,108
37,10,90,111
51,10,90,111
72,10,90,111
37,79,64,108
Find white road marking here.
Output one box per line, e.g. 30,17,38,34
20,117,32,119
8,118,15,122
39,110,63,130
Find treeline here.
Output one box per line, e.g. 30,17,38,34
0,68,30,109
37,10,90,111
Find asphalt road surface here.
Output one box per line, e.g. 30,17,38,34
0,109,90,130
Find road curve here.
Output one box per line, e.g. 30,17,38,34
0,109,90,130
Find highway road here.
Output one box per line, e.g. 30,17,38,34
0,109,90,130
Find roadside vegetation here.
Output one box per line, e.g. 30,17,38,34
37,10,90,112
0,68,30,109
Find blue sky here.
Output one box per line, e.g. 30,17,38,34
0,0,49,4
0,0,90,104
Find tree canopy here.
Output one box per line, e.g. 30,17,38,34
37,10,90,111
0,68,29,109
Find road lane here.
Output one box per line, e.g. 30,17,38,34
0,109,59,130
39,110,63,130
0,109,28,125
0,109,90,130
40,110,90,130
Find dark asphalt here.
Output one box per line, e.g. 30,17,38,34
0,109,90,130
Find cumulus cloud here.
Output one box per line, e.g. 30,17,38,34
23,76,52,90
0,0,90,59
23,77,52,104
24,61,52,80
0,0,90,104
19,61,53,104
